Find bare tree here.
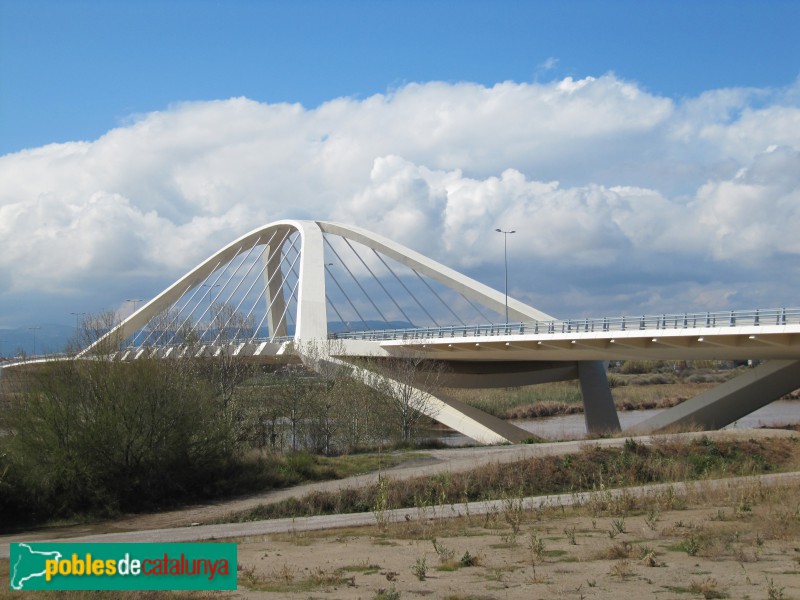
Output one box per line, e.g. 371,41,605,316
366,351,446,443
210,302,256,344
72,311,123,357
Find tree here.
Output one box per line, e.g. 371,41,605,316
70,311,123,357
4,355,238,521
365,351,446,443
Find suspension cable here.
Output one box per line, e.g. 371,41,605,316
324,236,387,326
372,250,439,327
342,238,414,326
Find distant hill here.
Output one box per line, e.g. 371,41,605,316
0,324,75,358
0,321,417,358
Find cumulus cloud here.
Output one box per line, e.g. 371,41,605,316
1,74,799,327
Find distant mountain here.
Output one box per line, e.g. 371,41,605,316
0,321,417,357
326,320,415,333
0,324,75,358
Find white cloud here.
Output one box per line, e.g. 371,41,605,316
0,75,799,327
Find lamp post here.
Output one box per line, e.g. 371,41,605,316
495,228,516,325
29,326,42,357
201,284,220,311
70,312,86,334
126,299,142,314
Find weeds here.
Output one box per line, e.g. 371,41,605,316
223,436,799,524
645,509,661,530
374,587,401,600
564,525,577,544
766,576,785,600
411,556,427,581
374,473,392,530
682,535,701,556
689,577,726,599
609,559,634,580
527,532,546,559
432,538,455,563
460,551,477,567
611,516,627,535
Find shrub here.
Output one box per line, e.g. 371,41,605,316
2,358,240,526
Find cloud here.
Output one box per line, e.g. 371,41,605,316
0,75,799,327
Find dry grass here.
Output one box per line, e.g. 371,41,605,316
226,435,800,523
227,472,800,598
192,454,798,597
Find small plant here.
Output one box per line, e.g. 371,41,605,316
606,541,634,559
460,551,477,567
682,535,701,556
411,556,427,581
239,564,262,587
373,473,392,531
500,531,518,546
564,525,577,545
374,587,401,600
689,577,726,599
737,496,753,514
527,532,545,559
645,509,660,530
609,559,633,580
766,576,785,600
432,538,455,563
611,517,627,534
502,494,524,534
272,563,297,584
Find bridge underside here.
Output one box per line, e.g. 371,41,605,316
628,359,800,434
95,340,800,444
302,350,800,443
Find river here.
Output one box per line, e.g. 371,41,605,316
432,400,800,445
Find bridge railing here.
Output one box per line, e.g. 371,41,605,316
329,307,800,342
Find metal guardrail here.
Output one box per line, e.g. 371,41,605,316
4,309,798,363
329,307,800,342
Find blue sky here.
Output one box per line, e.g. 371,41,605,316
3,0,797,154
1,0,799,351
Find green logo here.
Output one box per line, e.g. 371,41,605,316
9,542,237,590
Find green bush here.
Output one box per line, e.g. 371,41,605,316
2,358,240,526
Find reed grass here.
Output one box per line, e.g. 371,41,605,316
223,436,800,523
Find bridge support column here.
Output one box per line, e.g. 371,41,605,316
628,359,800,434
578,361,621,435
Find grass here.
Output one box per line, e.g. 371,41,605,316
222,436,800,523
0,449,428,532
447,361,795,420
219,467,800,599
238,562,355,593
449,379,727,419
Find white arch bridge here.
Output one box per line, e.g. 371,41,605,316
69,220,800,444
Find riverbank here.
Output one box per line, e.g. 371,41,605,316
2,431,800,599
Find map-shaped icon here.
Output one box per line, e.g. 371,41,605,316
10,543,63,590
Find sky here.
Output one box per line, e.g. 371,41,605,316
1,0,799,340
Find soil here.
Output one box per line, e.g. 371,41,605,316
234,492,800,599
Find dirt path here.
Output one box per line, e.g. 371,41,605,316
1,428,793,555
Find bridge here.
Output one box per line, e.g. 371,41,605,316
14,220,800,444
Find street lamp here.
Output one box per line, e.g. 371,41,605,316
70,312,86,335
495,228,516,325
126,299,142,313
201,284,220,311
29,326,42,357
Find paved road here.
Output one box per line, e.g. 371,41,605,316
1,429,796,559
